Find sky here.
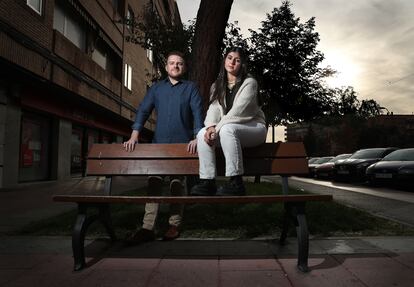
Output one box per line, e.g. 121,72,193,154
176,0,414,117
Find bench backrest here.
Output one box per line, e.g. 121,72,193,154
86,142,308,176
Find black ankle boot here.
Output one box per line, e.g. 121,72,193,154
216,176,246,196
190,179,217,196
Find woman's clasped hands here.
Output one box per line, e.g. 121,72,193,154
204,126,217,146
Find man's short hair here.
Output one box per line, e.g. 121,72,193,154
166,51,186,63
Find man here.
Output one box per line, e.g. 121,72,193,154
123,51,203,244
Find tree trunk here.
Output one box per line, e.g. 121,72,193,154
189,0,234,111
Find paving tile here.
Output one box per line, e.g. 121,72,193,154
391,252,414,269
220,270,290,287
147,259,219,287
78,270,152,287
3,254,92,287
33,254,93,273
0,254,54,269
0,269,27,286
279,255,366,287
95,257,160,270
5,270,87,287
219,258,281,271
334,253,414,287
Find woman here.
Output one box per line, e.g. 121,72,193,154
191,47,267,196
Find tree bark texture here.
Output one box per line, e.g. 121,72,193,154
189,0,234,111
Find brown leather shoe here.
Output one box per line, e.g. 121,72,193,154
124,228,155,246
163,225,180,241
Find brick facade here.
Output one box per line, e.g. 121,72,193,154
0,0,182,187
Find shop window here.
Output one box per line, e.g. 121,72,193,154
87,129,100,152
19,113,51,182
71,127,83,175
102,133,113,144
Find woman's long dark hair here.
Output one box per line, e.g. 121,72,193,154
210,47,249,106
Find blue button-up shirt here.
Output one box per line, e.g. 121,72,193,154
132,78,204,143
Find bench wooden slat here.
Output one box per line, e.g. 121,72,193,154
53,194,333,204
87,142,307,159
86,158,309,176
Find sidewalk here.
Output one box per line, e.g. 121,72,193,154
1,235,413,286
0,176,147,234
1,176,414,286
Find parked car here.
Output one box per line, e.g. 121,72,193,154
314,153,352,179
307,157,321,164
366,148,414,188
308,156,334,177
333,147,398,182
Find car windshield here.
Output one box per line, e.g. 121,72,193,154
350,149,386,159
314,157,333,164
382,149,414,161
328,154,351,162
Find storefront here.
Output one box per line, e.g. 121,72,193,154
18,112,51,182
18,85,131,182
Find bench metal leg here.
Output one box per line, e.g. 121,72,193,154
72,203,116,271
72,204,97,271
296,211,309,272
280,202,310,272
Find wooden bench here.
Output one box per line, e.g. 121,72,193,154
53,142,332,272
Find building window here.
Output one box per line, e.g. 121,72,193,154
53,3,86,51
126,6,135,31
92,45,107,70
27,0,42,15
112,0,123,15
91,39,118,76
124,63,132,90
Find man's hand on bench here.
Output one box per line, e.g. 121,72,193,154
124,130,139,152
187,139,197,154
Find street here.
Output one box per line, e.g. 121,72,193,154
266,176,414,227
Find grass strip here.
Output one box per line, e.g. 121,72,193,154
17,181,414,238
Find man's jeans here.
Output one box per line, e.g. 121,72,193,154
197,121,267,179
142,176,184,230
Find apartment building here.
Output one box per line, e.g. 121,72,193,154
0,0,181,187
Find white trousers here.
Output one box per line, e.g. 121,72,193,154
197,121,267,179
